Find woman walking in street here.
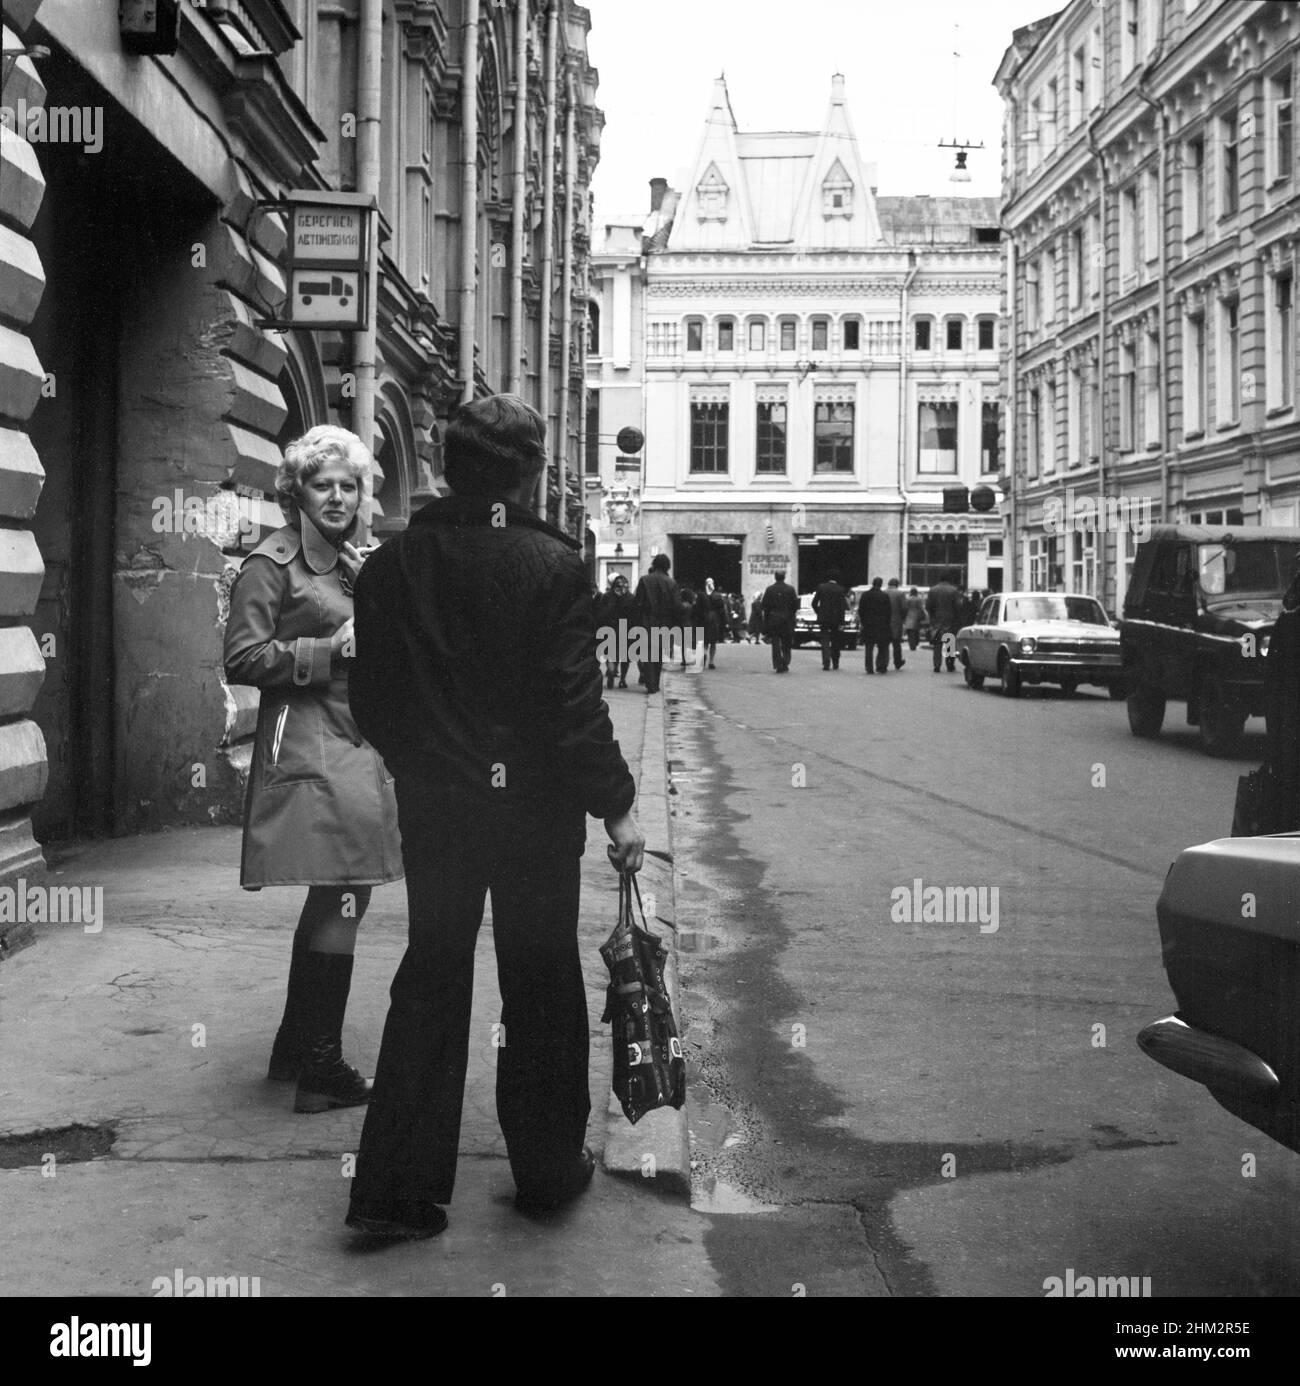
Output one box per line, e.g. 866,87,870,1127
903,586,926,651
698,578,726,668
224,425,403,1114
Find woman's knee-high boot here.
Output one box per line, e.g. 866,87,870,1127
293,953,372,1114
267,928,311,1081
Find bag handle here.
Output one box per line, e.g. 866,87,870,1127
617,868,655,936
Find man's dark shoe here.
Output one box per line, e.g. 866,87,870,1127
346,1200,447,1240
514,1147,596,1213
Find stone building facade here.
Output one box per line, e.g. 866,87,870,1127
0,0,599,955
637,76,1004,604
996,0,1300,609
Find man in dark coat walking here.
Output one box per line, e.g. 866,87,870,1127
858,577,893,674
812,570,848,671
885,577,908,670
926,570,965,673
632,553,680,693
343,394,644,1240
761,569,799,672
594,574,635,688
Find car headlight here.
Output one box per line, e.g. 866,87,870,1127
1018,637,1037,654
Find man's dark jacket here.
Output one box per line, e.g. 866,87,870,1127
761,579,799,633
348,495,635,836
925,580,965,634
858,586,892,638
633,569,681,630
812,579,847,629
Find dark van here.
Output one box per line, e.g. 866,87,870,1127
1119,524,1300,755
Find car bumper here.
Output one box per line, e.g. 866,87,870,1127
1008,652,1122,679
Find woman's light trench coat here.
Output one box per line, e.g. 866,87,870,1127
223,518,403,889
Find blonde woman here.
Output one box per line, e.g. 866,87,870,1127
224,425,402,1113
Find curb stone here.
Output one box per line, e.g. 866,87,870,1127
602,688,691,1199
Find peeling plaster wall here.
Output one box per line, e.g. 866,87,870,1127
112,209,284,833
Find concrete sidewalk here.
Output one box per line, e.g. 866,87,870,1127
0,688,709,1297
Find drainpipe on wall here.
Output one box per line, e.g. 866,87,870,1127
536,0,559,517
1086,114,1110,609
556,67,576,536
458,0,481,404
897,250,919,582
1005,230,1018,589
1137,36,1170,543
508,0,528,394
355,0,382,534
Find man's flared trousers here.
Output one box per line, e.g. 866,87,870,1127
350,781,590,1208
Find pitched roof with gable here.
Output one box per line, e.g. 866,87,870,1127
666,75,883,253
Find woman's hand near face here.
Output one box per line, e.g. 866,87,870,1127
338,541,368,584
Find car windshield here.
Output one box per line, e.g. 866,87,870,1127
1003,595,1108,625
1197,541,1300,597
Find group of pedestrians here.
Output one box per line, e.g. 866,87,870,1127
223,395,644,1243
800,572,925,674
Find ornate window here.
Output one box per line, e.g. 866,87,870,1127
813,387,855,473
690,387,730,473
696,163,729,221
755,386,787,474
822,159,853,218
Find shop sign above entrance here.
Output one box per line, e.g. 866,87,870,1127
748,553,791,574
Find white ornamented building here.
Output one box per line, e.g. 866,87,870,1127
637,75,1005,603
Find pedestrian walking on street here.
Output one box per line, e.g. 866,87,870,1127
594,574,635,689
761,570,799,672
748,592,764,643
633,554,682,692
675,584,696,669
858,577,893,674
343,394,645,1240
223,424,403,1116
699,578,726,668
812,569,848,670
728,592,747,643
926,570,964,672
885,577,908,670
903,586,925,651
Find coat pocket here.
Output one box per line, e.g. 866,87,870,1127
258,696,328,787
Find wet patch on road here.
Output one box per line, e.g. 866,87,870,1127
665,690,1131,1297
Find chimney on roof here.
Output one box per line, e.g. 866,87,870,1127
649,177,668,212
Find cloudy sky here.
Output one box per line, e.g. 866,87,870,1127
585,0,1057,227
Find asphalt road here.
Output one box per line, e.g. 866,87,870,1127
666,639,1300,1297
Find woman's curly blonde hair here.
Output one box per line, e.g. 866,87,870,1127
276,425,373,519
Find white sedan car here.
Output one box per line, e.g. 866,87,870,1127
956,591,1124,698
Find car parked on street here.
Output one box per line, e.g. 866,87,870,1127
956,591,1122,697
1119,524,1300,755
1138,833,1300,1156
